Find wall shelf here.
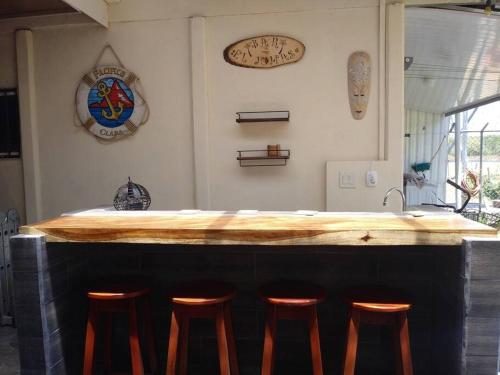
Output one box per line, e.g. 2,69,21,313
236,150,290,167
236,111,289,123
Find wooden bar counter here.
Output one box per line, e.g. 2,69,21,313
19,208,497,246
10,209,500,375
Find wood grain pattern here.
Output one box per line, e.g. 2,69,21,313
20,212,497,246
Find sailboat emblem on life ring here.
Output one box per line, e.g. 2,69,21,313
75,65,148,140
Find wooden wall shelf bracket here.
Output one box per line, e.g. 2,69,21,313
236,149,290,167
236,111,290,123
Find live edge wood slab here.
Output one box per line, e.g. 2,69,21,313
20,210,497,246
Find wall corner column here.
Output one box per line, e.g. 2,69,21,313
190,17,211,210
384,2,405,174
16,29,42,223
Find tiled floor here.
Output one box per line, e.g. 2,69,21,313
1,323,499,375
0,327,20,375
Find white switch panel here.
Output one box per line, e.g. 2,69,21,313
366,170,378,187
339,172,356,189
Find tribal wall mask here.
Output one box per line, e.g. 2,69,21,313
347,51,371,120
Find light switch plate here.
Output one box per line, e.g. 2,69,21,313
339,172,356,189
366,170,378,187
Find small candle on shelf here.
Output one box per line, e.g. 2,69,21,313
267,144,281,157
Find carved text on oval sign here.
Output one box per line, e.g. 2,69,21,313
224,35,305,69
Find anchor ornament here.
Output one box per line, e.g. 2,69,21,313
97,81,124,120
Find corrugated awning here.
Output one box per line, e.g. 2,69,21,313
405,8,500,114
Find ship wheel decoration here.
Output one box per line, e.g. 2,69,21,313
75,65,149,140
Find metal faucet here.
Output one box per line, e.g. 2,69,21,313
383,187,406,212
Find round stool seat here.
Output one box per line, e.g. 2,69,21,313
170,280,236,306
84,278,157,375
259,280,326,306
87,280,150,300
343,286,412,313
342,286,414,375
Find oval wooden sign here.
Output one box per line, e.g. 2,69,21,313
224,35,305,69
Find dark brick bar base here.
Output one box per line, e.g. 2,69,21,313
10,235,500,375
463,239,500,375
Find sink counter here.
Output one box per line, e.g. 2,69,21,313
20,208,497,246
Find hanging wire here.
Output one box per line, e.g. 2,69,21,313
405,61,500,81
410,62,500,74
405,76,500,81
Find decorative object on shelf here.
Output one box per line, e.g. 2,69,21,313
236,111,290,123
224,35,305,69
75,45,149,141
113,177,151,210
267,144,281,157
236,149,290,167
348,51,371,120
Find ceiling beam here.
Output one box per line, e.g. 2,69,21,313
406,0,482,5
60,0,108,27
445,93,500,117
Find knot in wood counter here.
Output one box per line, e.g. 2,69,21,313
19,210,498,246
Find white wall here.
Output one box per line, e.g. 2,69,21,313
0,33,26,223
206,8,382,210
33,21,195,218
1,0,404,220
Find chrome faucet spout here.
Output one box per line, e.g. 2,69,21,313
383,187,406,212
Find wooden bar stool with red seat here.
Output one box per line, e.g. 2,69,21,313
166,280,239,375
83,279,158,375
259,280,326,375
342,287,414,375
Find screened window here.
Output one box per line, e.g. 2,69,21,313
0,89,21,158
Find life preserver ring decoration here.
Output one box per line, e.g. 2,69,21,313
75,65,148,140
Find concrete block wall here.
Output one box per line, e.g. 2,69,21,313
463,239,500,375
11,238,472,375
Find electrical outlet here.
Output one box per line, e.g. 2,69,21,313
366,171,378,187
339,172,356,189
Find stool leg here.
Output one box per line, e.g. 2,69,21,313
223,302,240,375
394,312,413,375
104,312,113,373
129,300,145,375
83,301,98,375
142,295,159,375
342,308,361,375
261,305,277,375
166,307,181,375
216,304,231,375
308,306,324,375
178,315,190,375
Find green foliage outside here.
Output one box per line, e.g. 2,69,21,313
465,135,500,157
483,178,500,200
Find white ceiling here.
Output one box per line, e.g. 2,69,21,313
405,7,500,114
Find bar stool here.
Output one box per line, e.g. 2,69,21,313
166,280,239,375
342,287,414,375
83,279,158,375
259,280,326,375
